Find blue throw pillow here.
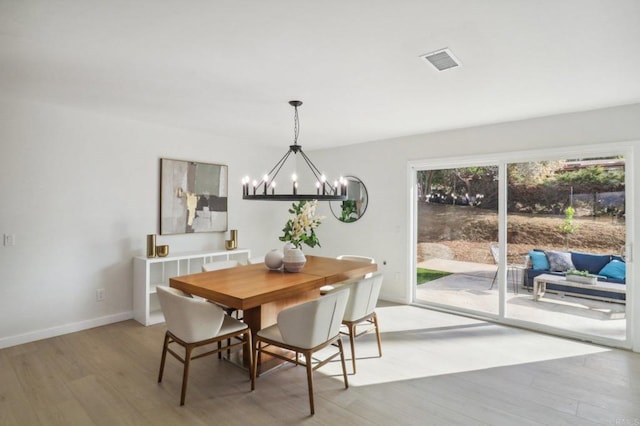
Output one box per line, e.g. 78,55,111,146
529,251,549,270
599,260,626,281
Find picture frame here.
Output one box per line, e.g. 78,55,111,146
160,158,228,235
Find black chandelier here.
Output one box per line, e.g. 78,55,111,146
242,100,348,201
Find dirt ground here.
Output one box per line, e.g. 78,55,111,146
417,203,625,265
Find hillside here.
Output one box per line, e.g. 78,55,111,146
417,203,625,264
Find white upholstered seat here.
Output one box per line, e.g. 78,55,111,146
156,286,252,405
251,289,351,415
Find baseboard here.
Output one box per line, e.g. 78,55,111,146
0,311,134,350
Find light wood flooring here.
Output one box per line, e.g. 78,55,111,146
1,304,639,425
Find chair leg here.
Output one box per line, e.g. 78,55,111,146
251,339,259,391
158,331,170,383
372,312,382,358
304,351,315,415
489,269,498,289
243,329,253,386
180,345,193,406
347,323,357,374
337,338,349,389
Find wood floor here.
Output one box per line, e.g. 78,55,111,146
1,304,639,425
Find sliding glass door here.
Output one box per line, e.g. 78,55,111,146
412,151,629,346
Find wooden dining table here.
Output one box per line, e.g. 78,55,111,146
169,255,377,368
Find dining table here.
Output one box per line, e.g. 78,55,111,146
169,254,378,369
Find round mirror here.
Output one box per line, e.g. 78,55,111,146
330,176,369,222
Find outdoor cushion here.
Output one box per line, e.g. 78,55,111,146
599,260,626,281
544,250,574,272
570,251,611,275
529,250,550,270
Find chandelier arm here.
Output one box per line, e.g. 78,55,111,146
258,149,293,190
299,150,336,191
266,149,293,187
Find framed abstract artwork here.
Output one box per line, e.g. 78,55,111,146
160,158,228,235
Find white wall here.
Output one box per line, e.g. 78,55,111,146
310,103,640,351
0,98,284,348
2,99,639,351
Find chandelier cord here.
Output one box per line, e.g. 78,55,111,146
293,105,300,145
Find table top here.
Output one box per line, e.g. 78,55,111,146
169,255,378,310
533,273,626,292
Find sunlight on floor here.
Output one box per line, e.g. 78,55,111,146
321,305,610,387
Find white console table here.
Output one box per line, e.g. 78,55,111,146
133,248,251,325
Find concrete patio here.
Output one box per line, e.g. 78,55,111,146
416,258,626,341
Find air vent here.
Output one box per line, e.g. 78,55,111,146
419,48,460,71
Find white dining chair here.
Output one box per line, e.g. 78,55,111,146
326,273,383,374
201,259,240,316
247,256,265,265
337,255,376,278
251,288,351,415
156,286,252,406
320,255,375,294
202,259,239,272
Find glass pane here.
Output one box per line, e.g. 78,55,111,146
415,166,499,315
506,157,626,340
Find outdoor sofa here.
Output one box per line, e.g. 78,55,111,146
524,249,626,302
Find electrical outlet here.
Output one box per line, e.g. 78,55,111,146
96,288,105,302
3,234,15,246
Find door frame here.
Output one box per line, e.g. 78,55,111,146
407,143,634,349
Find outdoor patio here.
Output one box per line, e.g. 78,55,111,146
415,258,626,341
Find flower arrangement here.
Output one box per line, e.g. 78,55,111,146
279,200,324,249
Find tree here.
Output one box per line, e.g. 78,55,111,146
508,161,564,184
558,206,578,249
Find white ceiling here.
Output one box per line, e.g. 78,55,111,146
2,0,640,149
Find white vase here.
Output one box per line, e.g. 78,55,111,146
283,246,306,272
264,249,284,270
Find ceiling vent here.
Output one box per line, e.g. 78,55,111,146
419,48,460,71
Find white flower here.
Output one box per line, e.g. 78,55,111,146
280,200,325,248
